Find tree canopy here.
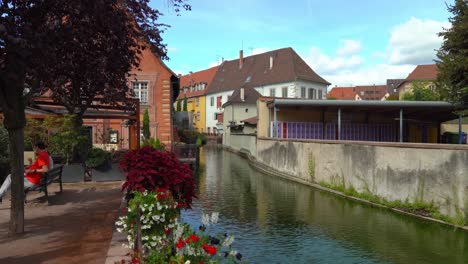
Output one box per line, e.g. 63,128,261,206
436,0,468,107
0,0,190,234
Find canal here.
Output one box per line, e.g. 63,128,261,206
181,147,468,264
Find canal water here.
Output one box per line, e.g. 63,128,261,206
181,147,468,264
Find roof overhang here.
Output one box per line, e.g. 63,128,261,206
267,99,464,123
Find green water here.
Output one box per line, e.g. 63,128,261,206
181,147,468,264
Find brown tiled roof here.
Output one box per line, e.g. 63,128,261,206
207,47,330,95
353,85,388,100
327,87,358,100
178,66,219,99
242,116,258,125
406,64,438,81
222,87,261,107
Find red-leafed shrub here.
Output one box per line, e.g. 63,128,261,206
119,146,196,207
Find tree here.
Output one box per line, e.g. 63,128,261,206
176,99,182,112
183,95,188,111
401,81,441,101
0,0,190,234
436,0,468,107
143,108,151,142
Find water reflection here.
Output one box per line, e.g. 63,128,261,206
181,147,468,264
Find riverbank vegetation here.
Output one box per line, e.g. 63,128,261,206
319,181,465,227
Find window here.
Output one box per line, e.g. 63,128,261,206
282,87,288,97
196,97,199,107
210,97,214,106
245,108,249,113
308,88,315,99
301,87,306,98
318,89,323,100
217,96,222,108
214,113,217,120
270,88,276,97
132,82,148,104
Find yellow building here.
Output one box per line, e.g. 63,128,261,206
178,66,219,133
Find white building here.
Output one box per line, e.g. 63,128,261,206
205,47,330,134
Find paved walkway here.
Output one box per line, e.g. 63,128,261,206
0,181,123,264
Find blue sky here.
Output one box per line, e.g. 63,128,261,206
151,0,453,87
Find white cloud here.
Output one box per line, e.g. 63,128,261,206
386,17,449,65
336,39,362,56
323,64,415,88
301,17,449,87
251,48,268,55
208,61,219,68
304,44,363,75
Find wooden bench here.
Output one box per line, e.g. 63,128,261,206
25,165,63,202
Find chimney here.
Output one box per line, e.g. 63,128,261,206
269,56,273,69
239,50,243,69
240,88,245,101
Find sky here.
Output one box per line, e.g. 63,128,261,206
150,0,453,87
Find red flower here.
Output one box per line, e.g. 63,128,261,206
156,187,166,193
176,239,185,249
122,208,128,214
197,262,204,264
165,228,172,235
201,244,217,255
185,234,200,244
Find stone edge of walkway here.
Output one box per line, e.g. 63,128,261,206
105,195,131,264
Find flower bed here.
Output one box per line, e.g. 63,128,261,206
117,146,242,263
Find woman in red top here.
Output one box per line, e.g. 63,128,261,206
0,141,50,202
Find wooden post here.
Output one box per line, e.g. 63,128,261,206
399,109,403,143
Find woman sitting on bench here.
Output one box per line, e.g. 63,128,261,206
0,141,50,203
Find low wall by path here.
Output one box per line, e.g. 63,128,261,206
256,137,468,222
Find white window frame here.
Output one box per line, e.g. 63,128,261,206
210,97,214,106
132,81,149,104
282,87,288,98
301,87,306,98
270,88,276,97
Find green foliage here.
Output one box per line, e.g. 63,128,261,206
436,0,468,107
386,93,399,101
176,99,182,112
401,81,441,101
177,129,206,145
318,181,465,226
85,148,111,171
143,137,166,151
44,115,89,164
143,108,151,141
183,95,188,112
24,117,48,151
0,125,9,164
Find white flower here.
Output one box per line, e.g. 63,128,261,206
229,250,237,256
222,235,235,247
202,214,210,226
184,261,191,264
142,236,149,241
211,212,219,224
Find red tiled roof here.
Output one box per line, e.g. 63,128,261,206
327,87,358,100
353,85,388,100
178,66,219,99
406,64,438,81
207,47,330,95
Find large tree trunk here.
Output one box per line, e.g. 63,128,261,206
0,57,27,235
8,128,25,234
